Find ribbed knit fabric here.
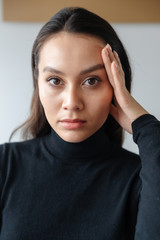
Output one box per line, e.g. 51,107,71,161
0,114,160,239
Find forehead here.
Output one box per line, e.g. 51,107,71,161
39,32,106,67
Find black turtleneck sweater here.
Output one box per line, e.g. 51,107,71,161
0,114,160,240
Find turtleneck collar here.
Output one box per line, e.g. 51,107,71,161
43,124,111,164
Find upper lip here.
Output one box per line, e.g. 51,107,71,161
60,119,86,123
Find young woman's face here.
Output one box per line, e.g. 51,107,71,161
38,32,113,142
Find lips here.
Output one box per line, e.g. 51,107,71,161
59,119,86,129
60,119,86,123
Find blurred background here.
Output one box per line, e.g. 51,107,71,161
0,0,160,153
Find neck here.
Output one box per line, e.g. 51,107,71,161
43,125,111,164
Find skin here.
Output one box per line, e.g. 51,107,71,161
38,32,113,142
38,31,148,143
102,45,148,134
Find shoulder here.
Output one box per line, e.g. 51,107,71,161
0,137,43,193
0,137,41,155
110,140,140,166
0,137,43,170
107,141,141,185
119,146,140,166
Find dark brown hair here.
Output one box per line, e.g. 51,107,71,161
10,7,132,145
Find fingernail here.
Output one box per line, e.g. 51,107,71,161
115,51,119,58
107,44,112,51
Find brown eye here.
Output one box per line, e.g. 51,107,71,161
84,78,101,86
48,77,63,86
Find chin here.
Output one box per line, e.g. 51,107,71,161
62,135,87,143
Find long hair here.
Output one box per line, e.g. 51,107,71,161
10,7,132,145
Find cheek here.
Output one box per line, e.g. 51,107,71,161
89,88,113,114
96,97,111,117
38,84,58,113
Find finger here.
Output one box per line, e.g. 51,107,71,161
105,45,125,83
111,61,125,89
113,51,122,69
101,47,114,87
113,51,125,77
105,44,114,62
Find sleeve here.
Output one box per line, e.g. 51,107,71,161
132,114,160,240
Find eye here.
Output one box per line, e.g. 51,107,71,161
84,77,101,86
48,77,63,86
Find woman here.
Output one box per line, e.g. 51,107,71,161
0,7,160,240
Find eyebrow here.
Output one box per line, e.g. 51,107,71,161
43,64,105,76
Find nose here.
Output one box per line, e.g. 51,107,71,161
62,86,84,111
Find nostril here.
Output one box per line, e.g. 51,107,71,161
62,91,84,111
63,105,81,111
62,100,84,111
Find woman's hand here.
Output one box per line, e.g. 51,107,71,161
101,44,148,134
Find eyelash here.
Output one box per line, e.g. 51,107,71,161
84,77,101,86
47,76,102,87
48,77,63,86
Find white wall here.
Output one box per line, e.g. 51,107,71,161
0,0,160,154
0,0,43,143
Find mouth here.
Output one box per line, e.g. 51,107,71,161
59,119,86,130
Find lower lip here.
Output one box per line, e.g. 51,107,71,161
60,121,86,130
